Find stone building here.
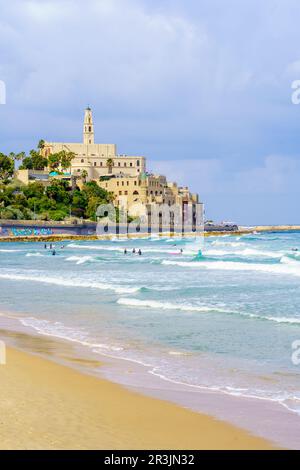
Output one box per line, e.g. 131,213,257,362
41,108,200,220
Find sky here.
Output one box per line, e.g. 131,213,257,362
1,0,300,224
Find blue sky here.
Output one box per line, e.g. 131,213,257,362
1,0,300,224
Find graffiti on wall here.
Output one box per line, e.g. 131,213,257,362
0,226,54,237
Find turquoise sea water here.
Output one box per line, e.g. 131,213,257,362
1,232,300,417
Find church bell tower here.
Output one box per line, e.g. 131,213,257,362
83,107,94,145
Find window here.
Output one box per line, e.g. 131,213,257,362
134,181,137,186
117,182,119,186
124,191,128,195
100,162,103,167
94,162,97,166
137,160,140,167
122,181,124,186
81,159,84,163
127,181,129,186
118,162,121,167
89,126,92,132
130,162,133,167
133,190,139,196
119,191,122,195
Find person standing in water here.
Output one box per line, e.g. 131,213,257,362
138,249,142,256
132,248,136,254
124,248,127,255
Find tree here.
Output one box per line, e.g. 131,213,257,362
106,158,114,174
37,139,45,150
48,153,61,171
60,150,75,172
0,153,14,182
19,151,48,171
81,170,88,183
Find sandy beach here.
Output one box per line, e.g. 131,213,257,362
0,345,276,450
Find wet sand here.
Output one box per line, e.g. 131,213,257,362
0,344,276,450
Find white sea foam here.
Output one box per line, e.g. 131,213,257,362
162,259,300,277
19,317,123,351
211,240,245,247
0,248,23,252
25,253,45,257
118,297,300,325
204,248,283,259
0,271,139,294
66,255,94,265
117,297,234,313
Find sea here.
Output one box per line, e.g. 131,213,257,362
1,231,300,447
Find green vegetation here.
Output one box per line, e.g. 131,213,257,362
0,146,114,221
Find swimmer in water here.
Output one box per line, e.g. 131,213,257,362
132,248,136,254
52,249,56,256
124,248,127,255
138,249,142,256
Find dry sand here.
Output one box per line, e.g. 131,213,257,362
0,346,277,450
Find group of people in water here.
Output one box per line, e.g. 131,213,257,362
44,243,65,256
124,248,143,256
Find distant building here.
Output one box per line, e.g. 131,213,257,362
40,108,200,219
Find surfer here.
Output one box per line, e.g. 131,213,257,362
44,243,47,249
124,248,127,255
138,249,142,256
52,249,56,256
132,248,136,254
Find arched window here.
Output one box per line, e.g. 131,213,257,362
81,159,84,163
137,160,140,167
89,126,92,132
133,190,139,195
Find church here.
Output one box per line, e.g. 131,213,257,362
41,108,200,216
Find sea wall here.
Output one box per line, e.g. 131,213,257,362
0,220,97,238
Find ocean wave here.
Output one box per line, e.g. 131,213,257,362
68,243,196,256
19,316,123,351
204,248,282,259
66,255,94,265
117,297,236,313
117,297,300,325
211,240,245,247
25,253,46,257
162,259,300,277
0,248,23,252
0,271,139,294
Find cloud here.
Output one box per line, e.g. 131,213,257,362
1,0,300,223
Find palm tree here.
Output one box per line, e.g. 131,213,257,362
81,170,88,183
37,139,45,150
106,158,114,174
60,151,76,172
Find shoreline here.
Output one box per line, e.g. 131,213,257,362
0,330,276,450
0,224,300,243
0,313,296,449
